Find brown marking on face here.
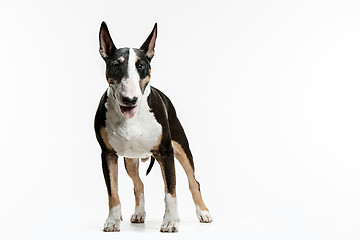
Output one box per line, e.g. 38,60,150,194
139,76,150,93
172,140,208,211
107,77,118,85
100,127,113,150
119,56,125,62
107,157,120,209
124,158,144,207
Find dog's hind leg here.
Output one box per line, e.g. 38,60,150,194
102,150,122,231
124,158,146,223
171,137,213,223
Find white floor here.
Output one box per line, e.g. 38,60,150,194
10,215,309,240
5,203,350,240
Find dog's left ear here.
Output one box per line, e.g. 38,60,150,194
140,23,157,60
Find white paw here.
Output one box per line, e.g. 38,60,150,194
130,210,146,223
103,205,122,232
160,218,179,232
103,218,121,232
160,194,179,232
196,205,213,223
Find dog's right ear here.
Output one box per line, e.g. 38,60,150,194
99,22,116,59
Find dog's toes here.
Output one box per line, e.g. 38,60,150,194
130,212,146,223
196,207,213,223
160,219,179,233
103,218,121,232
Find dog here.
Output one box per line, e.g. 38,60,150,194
94,22,212,233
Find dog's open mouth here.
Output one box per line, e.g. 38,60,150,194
120,105,138,119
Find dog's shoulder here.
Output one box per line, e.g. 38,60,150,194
95,90,108,129
94,90,111,150
149,86,171,109
149,86,179,123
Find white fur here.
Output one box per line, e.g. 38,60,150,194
104,204,122,231
105,85,162,158
122,48,141,99
130,193,146,222
161,193,180,232
195,205,213,223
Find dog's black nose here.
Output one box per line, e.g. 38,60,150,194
122,96,138,106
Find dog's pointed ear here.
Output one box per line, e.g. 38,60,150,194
99,21,116,59
140,23,157,60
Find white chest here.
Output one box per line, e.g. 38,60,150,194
104,88,162,158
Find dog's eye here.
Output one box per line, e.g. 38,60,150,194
113,62,120,69
137,62,145,70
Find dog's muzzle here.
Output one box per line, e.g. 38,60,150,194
120,95,138,119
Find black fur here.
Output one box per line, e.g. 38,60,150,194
94,91,108,149
150,87,195,169
146,156,156,176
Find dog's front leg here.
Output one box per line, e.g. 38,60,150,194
124,158,146,223
155,150,180,233
101,150,122,232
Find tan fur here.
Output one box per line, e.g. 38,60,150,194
140,76,150,92
124,158,144,207
100,127,113,150
106,77,117,84
108,159,120,209
119,56,125,62
172,141,208,211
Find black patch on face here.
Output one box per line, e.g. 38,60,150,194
105,48,130,83
134,48,151,77
134,48,152,93
105,48,151,94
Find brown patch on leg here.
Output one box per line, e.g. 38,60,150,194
102,151,122,231
172,140,208,211
124,158,144,206
124,158,145,223
107,156,120,210
100,127,113,150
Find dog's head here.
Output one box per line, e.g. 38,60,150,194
99,22,157,118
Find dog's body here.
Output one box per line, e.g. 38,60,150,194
95,22,212,233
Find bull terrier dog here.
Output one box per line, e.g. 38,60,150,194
94,22,212,233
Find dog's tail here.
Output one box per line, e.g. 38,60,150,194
146,156,155,176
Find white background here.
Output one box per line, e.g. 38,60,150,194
1,0,360,239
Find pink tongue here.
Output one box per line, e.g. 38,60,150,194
120,106,138,118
